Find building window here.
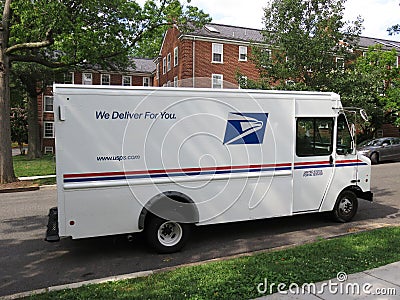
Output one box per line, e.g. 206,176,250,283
101,74,110,85
174,47,179,67
212,74,223,89
238,75,247,88
44,147,54,155
82,73,92,85
122,76,132,86
143,77,150,87
212,43,223,63
163,57,166,74
156,63,160,80
44,122,54,138
64,72,74,84
336,57,344,71
263,48,272,60
44,96,54,112
239,46,247,61
167,53,171,71
174,76,178,87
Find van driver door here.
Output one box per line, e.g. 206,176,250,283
293,117,335,213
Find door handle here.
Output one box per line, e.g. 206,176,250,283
329,155,334,165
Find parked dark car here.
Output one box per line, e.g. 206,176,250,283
357,137,400,164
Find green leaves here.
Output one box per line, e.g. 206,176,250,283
334,45,400,131
6,0,210,69
254,0,362,90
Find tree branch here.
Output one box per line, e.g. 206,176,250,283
9,54,68,68
6,29,54,55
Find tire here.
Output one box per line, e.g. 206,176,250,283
331,190,358,223
145,214,191,253
370,152,379,165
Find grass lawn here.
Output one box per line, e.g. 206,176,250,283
13,155,56,177
23,226,400,300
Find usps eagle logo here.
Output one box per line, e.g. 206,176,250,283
223,112,269,145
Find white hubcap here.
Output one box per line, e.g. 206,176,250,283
157,221,183,247
339,198,353,215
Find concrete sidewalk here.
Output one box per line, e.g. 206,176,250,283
255,261,400,299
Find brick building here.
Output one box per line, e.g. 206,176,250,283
154,23,400,88
154,24,262,88
39,58,156,153
38,23,400,153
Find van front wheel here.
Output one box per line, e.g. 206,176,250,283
145,215,190,253
331,190,358,223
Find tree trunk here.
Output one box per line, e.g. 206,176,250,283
26,82,42,159
0,28,17,183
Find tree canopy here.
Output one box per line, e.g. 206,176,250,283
329,45,400,140
0,0,210,183
249,0,362,90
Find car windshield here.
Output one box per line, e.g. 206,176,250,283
358,139,382,147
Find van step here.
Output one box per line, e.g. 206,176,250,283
45,207,60,242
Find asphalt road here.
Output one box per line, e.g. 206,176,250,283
1,162,399,297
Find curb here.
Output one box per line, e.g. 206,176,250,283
0,185,56,194
0,186,40,194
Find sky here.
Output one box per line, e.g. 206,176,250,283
186,0,400,42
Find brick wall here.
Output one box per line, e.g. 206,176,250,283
157,26,260,88
38,70,154,152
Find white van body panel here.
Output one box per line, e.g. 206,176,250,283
53,85,371,239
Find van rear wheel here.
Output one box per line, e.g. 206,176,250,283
145,215,190,253
331,190,358,223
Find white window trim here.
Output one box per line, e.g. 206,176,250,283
82,73,92,85
336,57,345,70
44,96,54,113
143,77,151,87
44,146,54,155
238,75,247,88
212,43,224,63
101,74,111,85
174,47,179,67
122,75,132,86
64,72,74,84
163,57,167,74
212,74,223,89
156,63,160,80
239,46,247,62
43,122,54,138
174,76,178,87
167,53,172,71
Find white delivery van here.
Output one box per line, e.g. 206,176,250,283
46,85,373,253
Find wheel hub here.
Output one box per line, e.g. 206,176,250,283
339,198,353,215
157,221,183,246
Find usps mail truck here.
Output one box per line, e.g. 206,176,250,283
46,85,373,253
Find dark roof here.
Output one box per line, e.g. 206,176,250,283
187,23,263,43
186,23,400,52
357,36,400,51
129,58,156,73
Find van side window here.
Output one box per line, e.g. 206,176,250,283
336,114,353,155
296,118,334,157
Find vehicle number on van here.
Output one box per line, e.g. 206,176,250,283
303,170,323,177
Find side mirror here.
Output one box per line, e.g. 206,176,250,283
382,143,389,147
